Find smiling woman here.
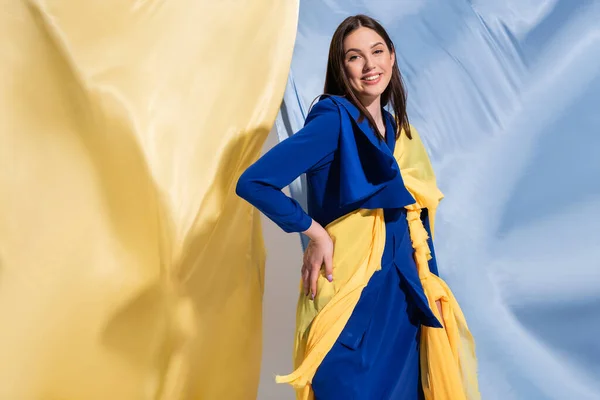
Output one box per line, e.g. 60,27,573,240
237,14,479,400
324,15,412,142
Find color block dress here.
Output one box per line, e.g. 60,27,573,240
236,95,443,399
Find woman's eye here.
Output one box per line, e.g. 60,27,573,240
348,55,359,61
374,49,384,54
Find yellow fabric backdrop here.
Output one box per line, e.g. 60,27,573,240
0,1,298,398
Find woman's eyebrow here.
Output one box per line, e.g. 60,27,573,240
344,42,384,55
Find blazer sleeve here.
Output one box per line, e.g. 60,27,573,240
236,98,340,233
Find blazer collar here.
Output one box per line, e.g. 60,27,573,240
319,95,414,209
328,95,394,157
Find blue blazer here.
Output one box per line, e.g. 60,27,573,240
237,95,441,326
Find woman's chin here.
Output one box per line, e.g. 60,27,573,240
356,88,386,102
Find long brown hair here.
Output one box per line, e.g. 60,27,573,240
323,14,412,140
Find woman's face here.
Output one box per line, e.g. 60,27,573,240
342,27,395,104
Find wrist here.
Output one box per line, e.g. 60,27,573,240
302,220,328,241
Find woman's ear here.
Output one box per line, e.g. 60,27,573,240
391,50,396,65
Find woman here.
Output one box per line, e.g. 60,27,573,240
236,15,478,400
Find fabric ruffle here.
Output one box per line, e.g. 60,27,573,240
400,127,481,400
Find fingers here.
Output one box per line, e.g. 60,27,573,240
302,236,334,301
323,253,333,283
302,265,310,296
309,263,320,300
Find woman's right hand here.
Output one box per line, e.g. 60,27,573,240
301,220,334,300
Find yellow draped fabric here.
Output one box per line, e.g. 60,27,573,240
277,127,480,400
399,129,481,400
0,1,298,399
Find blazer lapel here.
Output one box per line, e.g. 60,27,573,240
320,95,414,209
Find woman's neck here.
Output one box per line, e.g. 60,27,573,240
359,95,385,137
360,95,383,122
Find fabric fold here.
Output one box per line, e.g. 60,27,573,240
392,230,443,328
